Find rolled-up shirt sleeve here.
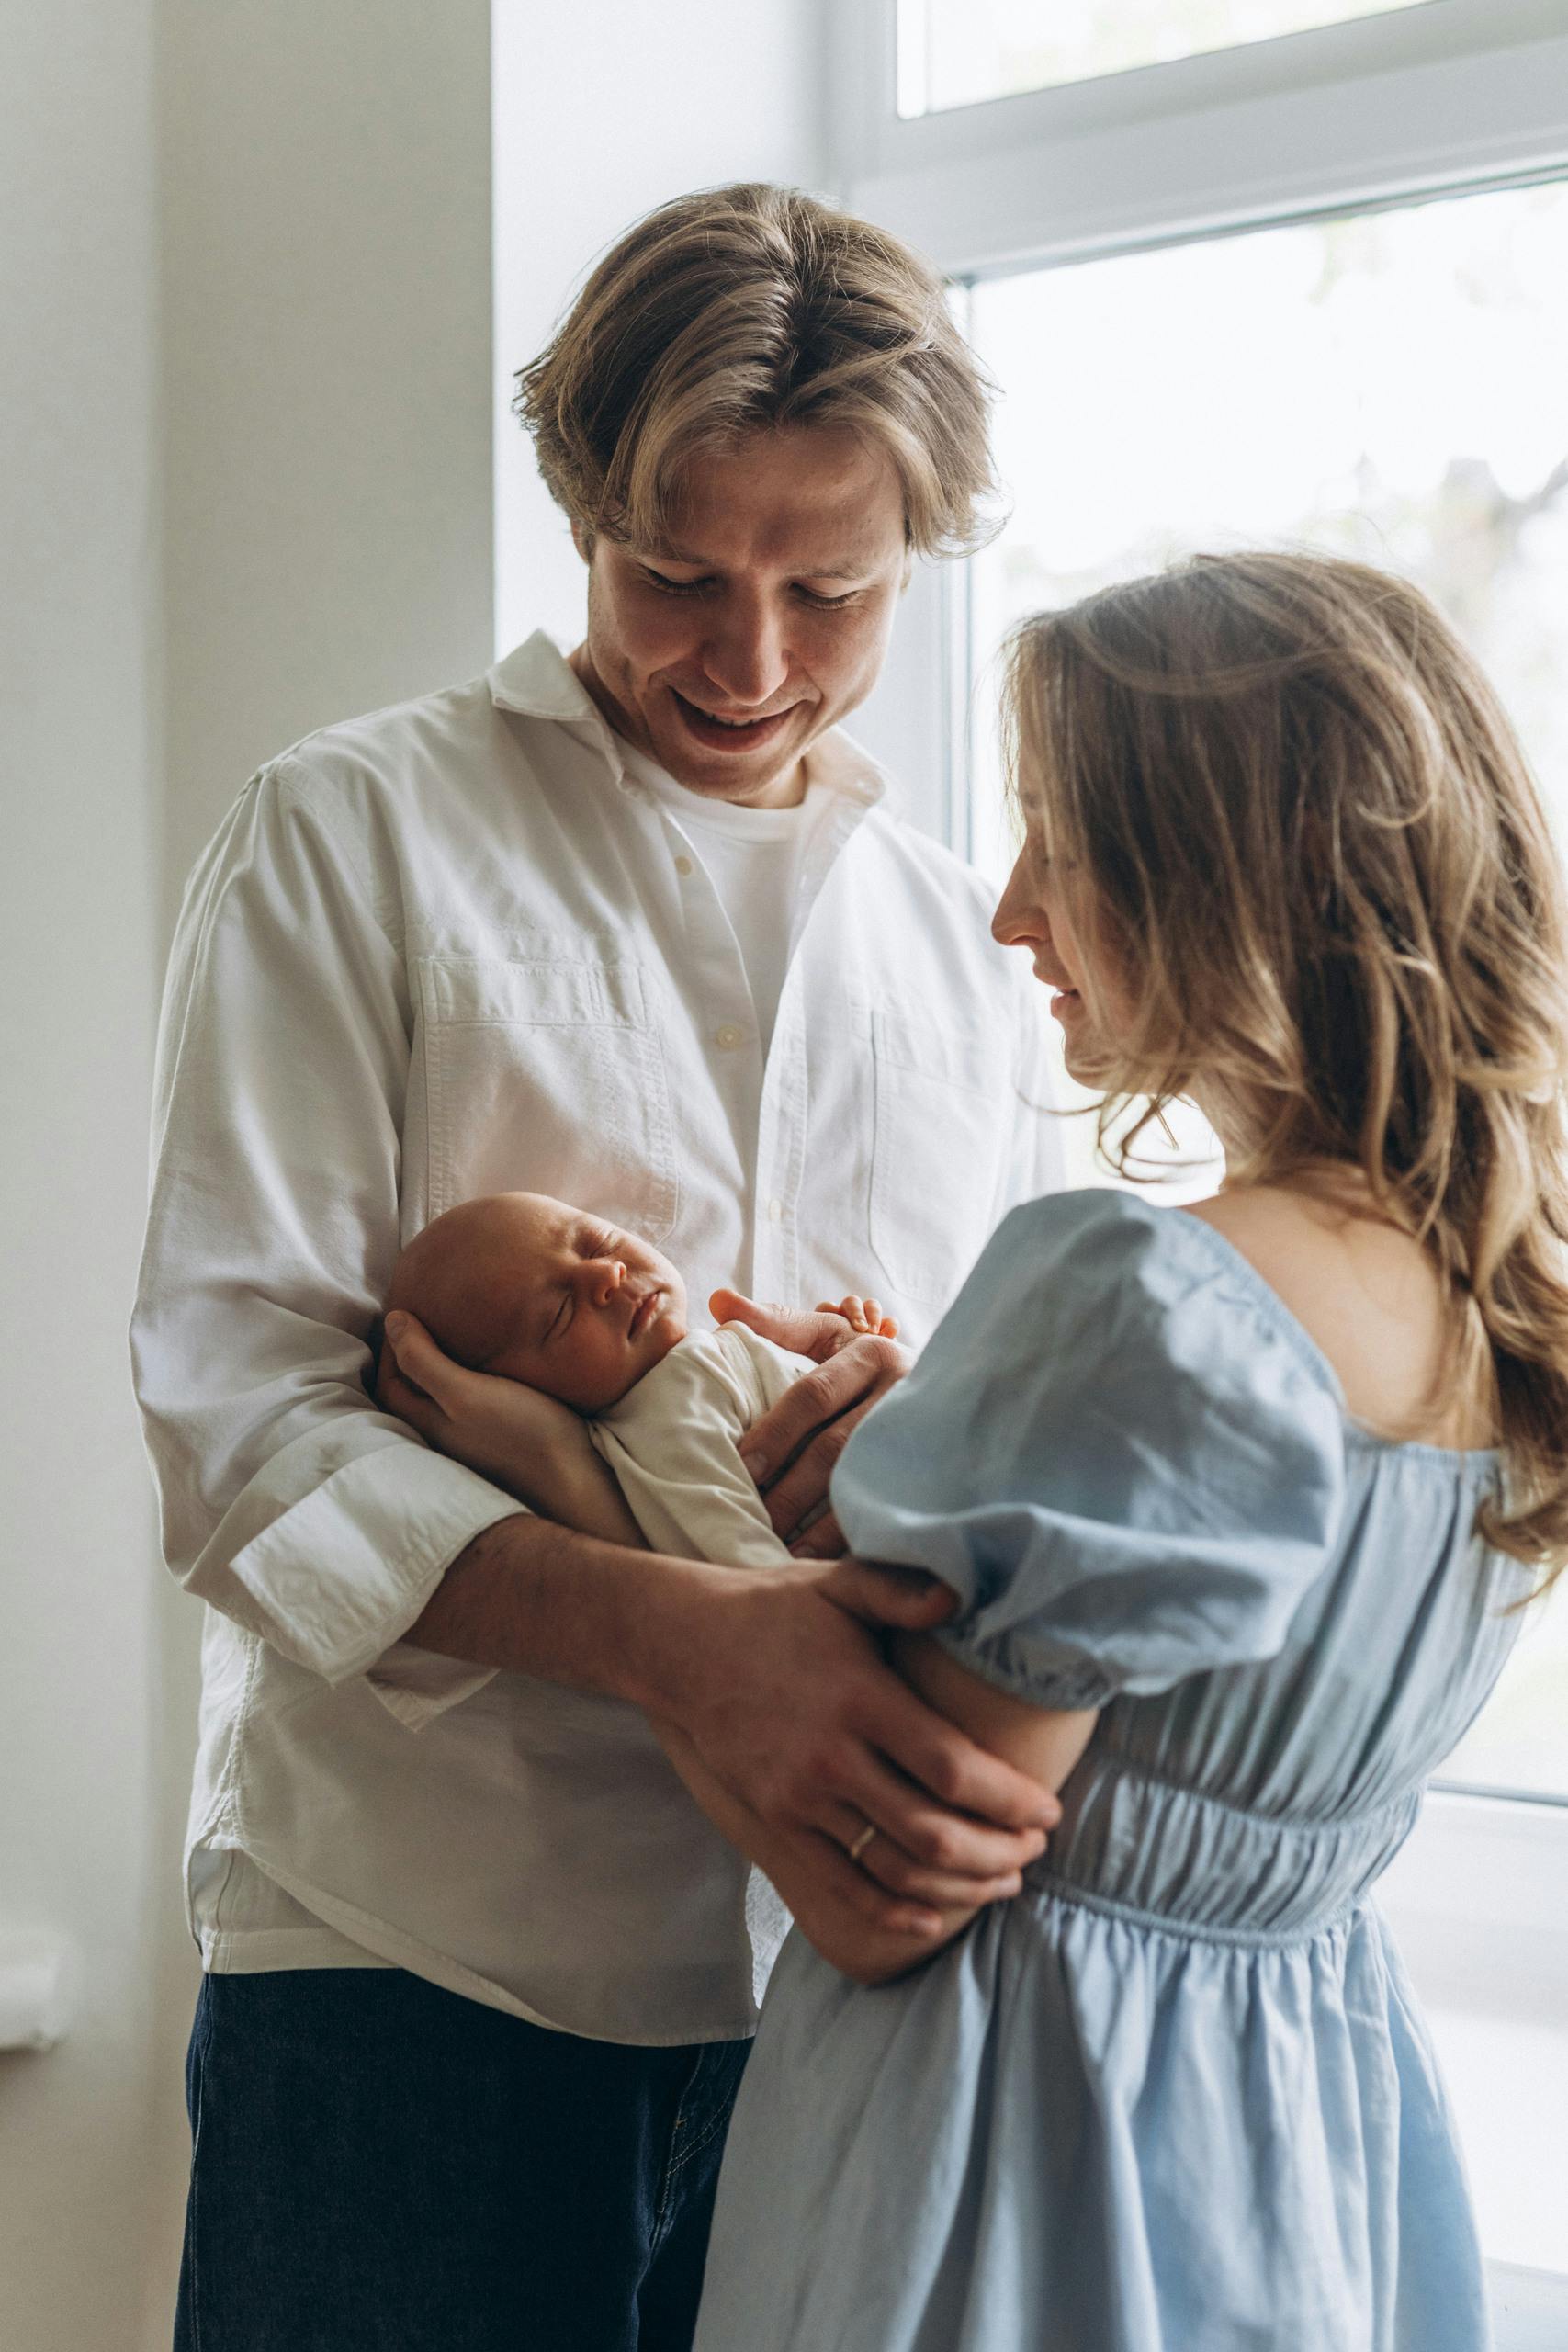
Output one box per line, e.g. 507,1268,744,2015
130,758,519,1711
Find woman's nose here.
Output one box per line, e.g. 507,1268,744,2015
991,853,1038,947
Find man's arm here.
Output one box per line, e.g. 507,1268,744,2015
406,1515,1057,1935
684,1561,1095,1987
130,763,525,1709
613,1588,1096,1988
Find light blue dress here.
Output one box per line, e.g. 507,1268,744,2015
694,1190,1523,2352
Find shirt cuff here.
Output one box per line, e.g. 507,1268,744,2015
220,1435,523,1684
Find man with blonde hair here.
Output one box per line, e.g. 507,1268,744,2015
135,182,1061,2349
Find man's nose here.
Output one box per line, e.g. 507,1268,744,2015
700,599,789,708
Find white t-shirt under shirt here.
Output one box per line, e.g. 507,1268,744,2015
616,737,829,1059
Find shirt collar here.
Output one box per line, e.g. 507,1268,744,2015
486,629,887,813
486,630,603,724
805,727,886,811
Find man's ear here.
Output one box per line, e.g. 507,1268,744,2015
570,517,595,565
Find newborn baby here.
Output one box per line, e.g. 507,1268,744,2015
384,1192,894,1568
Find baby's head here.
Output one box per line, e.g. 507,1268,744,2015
387,1193,688,1412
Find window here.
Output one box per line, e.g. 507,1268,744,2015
960,182,1568,880
836,0,1568,2318
899,0,1431,114
1444,1584,1568,1803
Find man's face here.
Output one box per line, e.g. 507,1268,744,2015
570,423,908,808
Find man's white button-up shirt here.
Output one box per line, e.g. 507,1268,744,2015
131,632,1064,2044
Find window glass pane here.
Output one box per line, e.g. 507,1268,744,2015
1442,1581,1568,1801
963,178,1568,1800
900,0,1433,115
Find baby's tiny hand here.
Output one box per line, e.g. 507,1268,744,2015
814,1295,900,1340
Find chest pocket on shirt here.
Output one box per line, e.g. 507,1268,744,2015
414,956,679,1241
864,1001,1008,1305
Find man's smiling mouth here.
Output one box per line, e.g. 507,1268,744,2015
671,689,796,743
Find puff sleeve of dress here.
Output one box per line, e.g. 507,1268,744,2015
830,1190,1348,1713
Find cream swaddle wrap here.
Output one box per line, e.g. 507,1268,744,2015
587,1321,812,1566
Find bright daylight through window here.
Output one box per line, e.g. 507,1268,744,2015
955,176,1568,1815
899,0,1433,112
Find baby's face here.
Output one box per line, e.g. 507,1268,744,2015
475,1195,688,1411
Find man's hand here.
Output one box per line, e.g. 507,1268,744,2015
710,1288,911,1556
378,1311,584,1499
640,1554,1057,1936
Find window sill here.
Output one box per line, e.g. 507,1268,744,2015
1490,2260,1568,2351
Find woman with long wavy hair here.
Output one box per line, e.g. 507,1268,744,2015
690,551,1568,2351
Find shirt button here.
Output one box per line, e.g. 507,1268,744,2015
715,1023,745,1051
673,854,694,877
767,1196,784,1225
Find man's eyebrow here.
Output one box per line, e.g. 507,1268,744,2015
641,540,880,581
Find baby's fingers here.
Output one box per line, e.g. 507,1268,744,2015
815,1295,879,1333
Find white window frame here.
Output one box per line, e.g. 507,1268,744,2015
835,0,1568,843
829,3,1568,2329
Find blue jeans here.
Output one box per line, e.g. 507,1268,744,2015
175,1969,750,2351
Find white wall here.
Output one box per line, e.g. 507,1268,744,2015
0,5,167,2347
160,0,495,916
2,5,493,2347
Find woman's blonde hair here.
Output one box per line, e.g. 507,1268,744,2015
514,182,999,558
1004,550,1568,1576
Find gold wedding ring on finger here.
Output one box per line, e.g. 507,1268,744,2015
847,1821,877,1865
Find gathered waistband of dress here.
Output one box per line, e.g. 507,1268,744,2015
1021,1870,1367,1952
1024,1748,1424,1940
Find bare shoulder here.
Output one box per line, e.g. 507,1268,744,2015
1179,1185,1492,1447
1180,1182,1372,1285
1181,1182,1426,1308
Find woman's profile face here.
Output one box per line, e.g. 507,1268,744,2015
991,819,1128,1085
